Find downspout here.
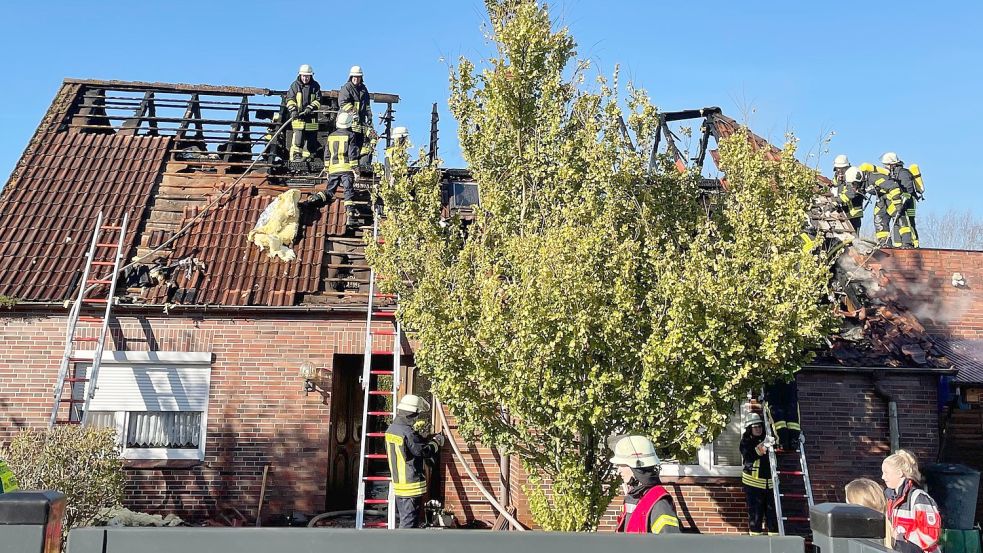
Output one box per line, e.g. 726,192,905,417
872,373,900,452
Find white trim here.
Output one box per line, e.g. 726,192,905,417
122,447,202,461
76,350,211,365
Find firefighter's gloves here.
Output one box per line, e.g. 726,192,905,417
431,433,446,448
763,436,776,450
301,106,314,117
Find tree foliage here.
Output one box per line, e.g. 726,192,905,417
2,427,124,536
367,0,834,530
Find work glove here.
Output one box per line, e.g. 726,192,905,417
301,106,313,116
288,108,299,120
763,435,776,450
431,433,445,448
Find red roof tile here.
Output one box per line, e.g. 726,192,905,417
0,132,170,301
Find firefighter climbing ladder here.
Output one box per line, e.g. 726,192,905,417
762,402,815,536
354,200,402,530
49,211,130,427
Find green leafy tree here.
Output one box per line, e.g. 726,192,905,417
2,427,124,538
368,0,833,530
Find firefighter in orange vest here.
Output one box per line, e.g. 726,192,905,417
611,435,680,534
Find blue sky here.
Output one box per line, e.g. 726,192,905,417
1,0,980,216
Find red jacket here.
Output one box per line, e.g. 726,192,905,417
887,479,941,553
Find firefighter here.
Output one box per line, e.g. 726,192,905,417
339,65,373,170
285,64,322,161
384,394,443,528
832,154,851,184
763,378,800,452
610,435,681,534
0,457,18,493
883,450,941,553
303,111,360,224
740,413,778,535
860,163,904,248
839,166,866,234
384,126,409,180
881,152,919,248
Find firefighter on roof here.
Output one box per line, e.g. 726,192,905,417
858,162,905,248
740,413,778,535
610,435,681,535
303,111,360,225
285,64,322,161
339,65,373,171
385,394,443,528
881,152,921,248
840,166,866,234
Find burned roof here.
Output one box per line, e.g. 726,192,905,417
0,78,474,309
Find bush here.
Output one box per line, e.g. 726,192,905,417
2,426,124,534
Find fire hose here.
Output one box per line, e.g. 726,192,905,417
434,397,526,530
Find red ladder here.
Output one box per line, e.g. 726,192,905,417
354,201,403,529
49,212,129,427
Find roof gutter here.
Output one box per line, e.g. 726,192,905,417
5,301,371,316
803,364,958,376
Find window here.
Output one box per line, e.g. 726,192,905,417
448,181,480,210
78,351,211,461
660,403,748,477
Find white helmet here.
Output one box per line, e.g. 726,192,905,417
335,111,354,129
881,152,901,166
610,435,661,468
833,154,850,169
845,166,864,183
396,394,430,414
349,65,364,77
392,126,409,140
744,413,764,428
298,64,314,76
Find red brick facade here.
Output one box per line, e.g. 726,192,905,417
866,249,983,340
0,309,408,521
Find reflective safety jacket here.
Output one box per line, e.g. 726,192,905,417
384,415,439,498
862,167,903,216
285,78,322,131
889,165,919,197
887,479,941,553
325,129,359,174
616,484,681,534
837,174,866,219
740,434,772,490
339,79,372,130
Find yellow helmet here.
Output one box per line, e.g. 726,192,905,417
610,435,661,468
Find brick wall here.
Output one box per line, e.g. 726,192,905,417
441,369,940,533
0,309,405,521
867,248,983,340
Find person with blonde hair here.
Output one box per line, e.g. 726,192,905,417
882,450,941,553
845,478,887,513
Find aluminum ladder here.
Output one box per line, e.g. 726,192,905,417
354,198,403,530
762,401,815,536
49,211,129,427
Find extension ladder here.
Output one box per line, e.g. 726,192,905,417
762,403,815,536
49,212,129,427
354,199,403,530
